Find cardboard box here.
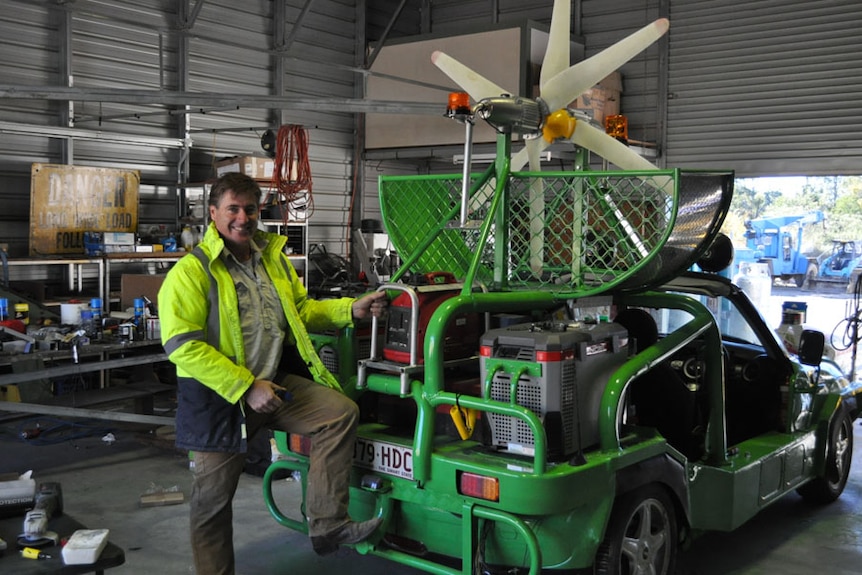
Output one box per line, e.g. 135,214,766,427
146,318,161,340
120,274,166,311
215,156,274,180
0,474,35,513
103,244,135,254
83,231,136,255
571,71,622,124
103,232,136,245
596,71,623,93
134,244,164,252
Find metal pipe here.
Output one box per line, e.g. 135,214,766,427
0,353,167,385
0,402,173,427
459,120,474,225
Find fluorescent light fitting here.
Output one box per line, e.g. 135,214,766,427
453,151,553,165
0,121,186,148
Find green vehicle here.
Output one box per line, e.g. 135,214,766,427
262,145,862,574
264,16,860,564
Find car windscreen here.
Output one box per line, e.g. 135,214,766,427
660,293,763,347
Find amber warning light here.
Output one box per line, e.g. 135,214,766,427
446,92,472,118
605,114,628,143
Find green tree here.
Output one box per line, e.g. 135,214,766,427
833,176,862,215
799,176,841,210
732,183,780,220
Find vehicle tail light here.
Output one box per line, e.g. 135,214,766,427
459,472,499,501
289,434,312,456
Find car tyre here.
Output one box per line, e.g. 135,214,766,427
797,409,853,504
594,485,678,575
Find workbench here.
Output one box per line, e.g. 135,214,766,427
0,513,125,574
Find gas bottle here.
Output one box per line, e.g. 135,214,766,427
731,262,771,341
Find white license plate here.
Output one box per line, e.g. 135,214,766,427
354,437,414,480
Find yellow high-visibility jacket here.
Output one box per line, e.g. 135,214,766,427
159,223,354,451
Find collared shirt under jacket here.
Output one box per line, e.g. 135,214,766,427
158,222,355,452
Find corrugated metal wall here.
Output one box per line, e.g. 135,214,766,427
665,0,862,176
0,0,359,265
364,0,559,40
427,0,555,32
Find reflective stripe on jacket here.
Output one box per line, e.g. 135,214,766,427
158,222,355,451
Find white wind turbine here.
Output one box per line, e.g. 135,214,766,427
431,0,669,274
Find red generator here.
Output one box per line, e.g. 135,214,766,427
383,271,481,365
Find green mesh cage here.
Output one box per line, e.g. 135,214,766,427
379,169,732,297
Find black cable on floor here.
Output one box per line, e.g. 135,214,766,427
14,416,116,446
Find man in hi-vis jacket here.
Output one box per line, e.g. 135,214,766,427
159,173,387,575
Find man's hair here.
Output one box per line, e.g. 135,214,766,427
208,172,262,207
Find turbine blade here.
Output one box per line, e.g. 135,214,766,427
431,50,510,102
511,138,551,171
542,18,669,112
540,0,572,92
571,121,658,171
526,139,544,173
570,121,672,191
511,147,529,171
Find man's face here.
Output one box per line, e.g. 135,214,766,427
209,189,259,249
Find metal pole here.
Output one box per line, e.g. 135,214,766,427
459,120,474,225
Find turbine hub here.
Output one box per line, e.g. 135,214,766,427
542,109,577,143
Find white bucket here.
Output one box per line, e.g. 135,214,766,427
61,302,90,325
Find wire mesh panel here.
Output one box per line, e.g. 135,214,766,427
378,173,496,281
379,169,732,297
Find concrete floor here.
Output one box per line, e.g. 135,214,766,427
3,416,862,575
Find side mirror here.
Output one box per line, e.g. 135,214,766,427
797,329,825,366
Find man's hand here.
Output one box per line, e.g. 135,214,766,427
352,290,388,320
244,379,290,413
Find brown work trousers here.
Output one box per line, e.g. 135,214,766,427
188,374,359,575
